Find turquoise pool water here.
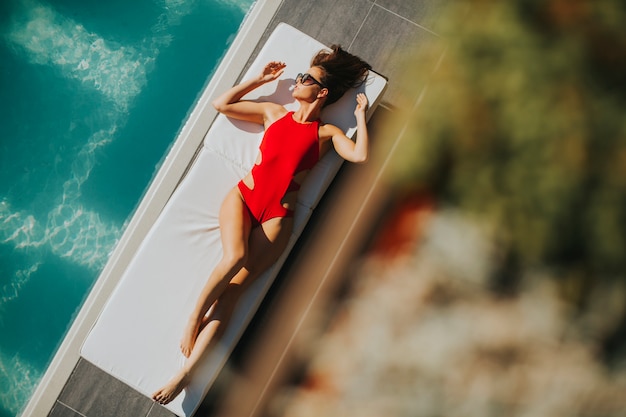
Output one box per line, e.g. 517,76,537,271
0,0,254,415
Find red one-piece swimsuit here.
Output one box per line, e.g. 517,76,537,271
237,111,320,225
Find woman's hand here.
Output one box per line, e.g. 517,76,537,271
354,93,369,118
260,61,286,83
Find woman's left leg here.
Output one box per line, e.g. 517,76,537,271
152,216,293,404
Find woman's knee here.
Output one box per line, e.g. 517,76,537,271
221,247,248,272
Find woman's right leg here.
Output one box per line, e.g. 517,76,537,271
180,187,252,358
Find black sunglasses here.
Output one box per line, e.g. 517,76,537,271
296,73,327,89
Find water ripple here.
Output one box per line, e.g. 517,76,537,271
6,5,149,110
0,350,41,417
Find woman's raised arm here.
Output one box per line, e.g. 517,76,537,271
325,93,369,163
212,61,286,125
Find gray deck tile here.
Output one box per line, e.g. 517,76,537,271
147,403,178,417
48,402,85,417
375,0,454,35
350,3,444,107
57,359,153,417
267,0,374,51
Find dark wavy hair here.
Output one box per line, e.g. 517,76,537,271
311,45,372,107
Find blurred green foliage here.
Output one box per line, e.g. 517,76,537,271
392,1,626,285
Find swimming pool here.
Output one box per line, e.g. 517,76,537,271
0,0,254,415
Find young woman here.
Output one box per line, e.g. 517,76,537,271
152,45,372,405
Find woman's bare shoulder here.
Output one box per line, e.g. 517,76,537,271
318,122,343,141
264,103,289,127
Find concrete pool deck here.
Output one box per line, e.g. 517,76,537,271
21,0,449,416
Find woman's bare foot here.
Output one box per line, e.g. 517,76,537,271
152,371,191,405
180,319,200,358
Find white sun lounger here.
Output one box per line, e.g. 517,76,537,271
81,23,387,416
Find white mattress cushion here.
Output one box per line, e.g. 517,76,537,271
81,23,386,416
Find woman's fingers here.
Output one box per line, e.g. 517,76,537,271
355,93,369,114
262,61,286,80
357,93,368,107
